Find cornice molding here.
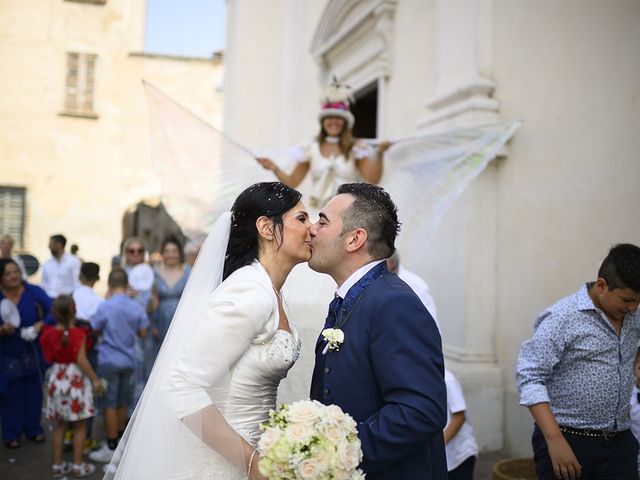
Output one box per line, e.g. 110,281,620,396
311,0,397,66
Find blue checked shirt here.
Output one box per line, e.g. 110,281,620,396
516,283,640,431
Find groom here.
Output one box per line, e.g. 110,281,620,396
309,183,447,479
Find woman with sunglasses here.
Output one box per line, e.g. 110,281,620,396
119,238,154,414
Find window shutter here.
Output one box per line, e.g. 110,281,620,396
0,187,26,248
64,52,98,116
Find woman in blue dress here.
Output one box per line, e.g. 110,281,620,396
146,237,190,376
0,258,51,448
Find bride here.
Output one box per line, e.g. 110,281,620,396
105,182,312,479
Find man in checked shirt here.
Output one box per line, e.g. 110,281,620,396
517,243,640,480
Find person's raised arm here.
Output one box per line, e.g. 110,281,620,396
355,140,390,184
256,157,310,188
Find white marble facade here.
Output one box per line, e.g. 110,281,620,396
224,0,640,455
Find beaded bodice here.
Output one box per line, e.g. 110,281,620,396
217,328,301,447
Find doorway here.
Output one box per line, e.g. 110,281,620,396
351,82,378,139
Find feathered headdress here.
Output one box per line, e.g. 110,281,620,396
318,76,355,129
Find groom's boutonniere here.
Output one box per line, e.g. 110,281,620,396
321,328,344,354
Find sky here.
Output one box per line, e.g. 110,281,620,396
145,0,226,58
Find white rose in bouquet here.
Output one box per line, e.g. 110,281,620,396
286,422,314,444
296,458,322,480
288,400,320,426
258,426,282,451
337,441,361,471
322,424,344,446
323,404,347,424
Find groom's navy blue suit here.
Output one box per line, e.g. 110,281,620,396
311,262,447,479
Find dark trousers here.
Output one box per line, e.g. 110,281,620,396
448,455,476,479
532,424,640,479
0,374,43,441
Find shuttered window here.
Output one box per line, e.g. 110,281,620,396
0,187,26,248
63,52,98,117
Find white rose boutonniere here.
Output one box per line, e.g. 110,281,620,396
321,328,344,353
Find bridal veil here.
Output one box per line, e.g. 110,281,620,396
104,212,244,479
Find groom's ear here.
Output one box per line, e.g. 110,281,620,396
256,216,274,241
345,228,368,253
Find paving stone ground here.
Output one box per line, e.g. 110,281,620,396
0,414,511,479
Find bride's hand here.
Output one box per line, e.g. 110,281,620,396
248,451,267,480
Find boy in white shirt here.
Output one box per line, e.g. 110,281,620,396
444,368,479,479
73,262,104,322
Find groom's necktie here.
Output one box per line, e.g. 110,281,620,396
324,295,343,329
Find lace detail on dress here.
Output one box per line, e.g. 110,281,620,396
265,330,301,365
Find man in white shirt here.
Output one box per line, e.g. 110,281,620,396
386,252,440,330
40,234,80,298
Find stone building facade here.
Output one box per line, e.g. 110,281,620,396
0,0,223,284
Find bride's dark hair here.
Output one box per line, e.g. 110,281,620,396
223,182,302,280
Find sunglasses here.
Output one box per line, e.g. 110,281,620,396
127,248,144,254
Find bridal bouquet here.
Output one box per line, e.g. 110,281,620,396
257,399,365,480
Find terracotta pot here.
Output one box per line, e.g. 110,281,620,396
492,457,536,480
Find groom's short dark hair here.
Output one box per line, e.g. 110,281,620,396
337,183,401,259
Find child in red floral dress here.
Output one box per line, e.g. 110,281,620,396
40,295,104,477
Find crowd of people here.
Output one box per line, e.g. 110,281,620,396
0,233,194,476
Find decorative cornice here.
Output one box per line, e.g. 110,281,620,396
311,0,397,65
417,77,501,131
427,77,495,110
128,51,223,64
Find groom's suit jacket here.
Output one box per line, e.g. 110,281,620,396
311,264,447,480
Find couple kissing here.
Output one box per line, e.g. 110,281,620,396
106,181,447,480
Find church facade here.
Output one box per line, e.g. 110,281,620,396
223,0,640,455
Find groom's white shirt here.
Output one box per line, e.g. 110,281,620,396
335,260,384,299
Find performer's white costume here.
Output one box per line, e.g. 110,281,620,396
292,140,372,209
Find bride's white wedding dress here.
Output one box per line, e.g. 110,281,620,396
106,215,302,480
177,326,301,479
